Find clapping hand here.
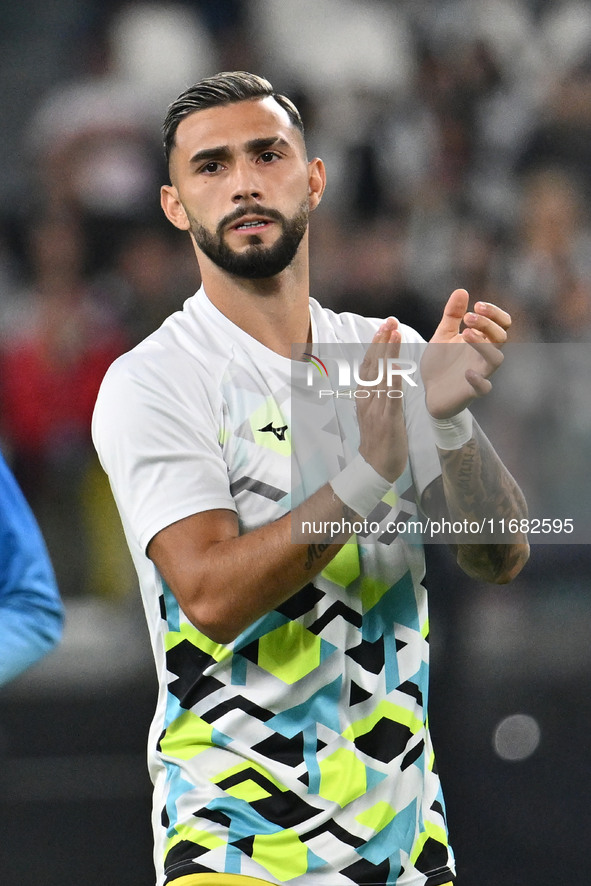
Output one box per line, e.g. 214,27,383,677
421,289,511,419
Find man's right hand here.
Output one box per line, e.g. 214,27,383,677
357,318,408,482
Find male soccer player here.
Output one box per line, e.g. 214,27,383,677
0,452,63,686
93,72,529,886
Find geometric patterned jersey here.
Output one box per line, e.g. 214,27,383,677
92,287,456,886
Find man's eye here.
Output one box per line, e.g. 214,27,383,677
259,152,278,163
202,161,222,174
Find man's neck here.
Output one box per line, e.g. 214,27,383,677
199,255,312,358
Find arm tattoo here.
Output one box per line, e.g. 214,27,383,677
423,422,529,582
304,542,330,571
303,504,357,571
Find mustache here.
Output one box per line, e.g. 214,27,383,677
217,205,286,234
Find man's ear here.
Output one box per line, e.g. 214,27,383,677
160,184,191,231
307,157,326,211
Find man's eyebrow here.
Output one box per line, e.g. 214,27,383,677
244,136,290,153
189,145,231,165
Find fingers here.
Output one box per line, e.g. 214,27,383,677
357,318,408,482
423,293,511,416
462,301,512,345
430,290,512,345
465,368,493,397
463,340,504,386
372,316,400,346
463,341,504,400
359,317,400,384
357,317,404,411
430,289,469,343
473,301,512,330
467,340,505,369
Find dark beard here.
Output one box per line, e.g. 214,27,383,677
188,201,309,279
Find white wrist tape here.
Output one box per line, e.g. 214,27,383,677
430,409,473,450
329,454,392,517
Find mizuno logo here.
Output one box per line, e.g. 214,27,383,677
258,422,288,441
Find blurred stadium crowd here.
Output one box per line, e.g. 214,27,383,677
0,0,590,602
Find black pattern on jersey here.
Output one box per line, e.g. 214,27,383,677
229,475,287,501
167,640,224,709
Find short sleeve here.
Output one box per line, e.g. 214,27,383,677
92,347,236,553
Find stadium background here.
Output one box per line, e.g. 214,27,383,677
1,2,590,883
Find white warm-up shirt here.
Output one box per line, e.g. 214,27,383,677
92,286,455,886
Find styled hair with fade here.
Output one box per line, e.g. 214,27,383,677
162,71,305,167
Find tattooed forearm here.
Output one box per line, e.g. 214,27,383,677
454,535,529,584
438,423,527,523
424,421,529,583
302,504,357,571
304,542,331,571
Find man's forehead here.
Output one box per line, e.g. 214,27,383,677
174,96,298,152
177,96,297,142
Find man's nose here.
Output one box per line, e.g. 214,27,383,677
231,159,263,203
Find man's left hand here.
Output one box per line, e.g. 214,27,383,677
421,288,511,419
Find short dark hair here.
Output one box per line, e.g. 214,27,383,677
162,71,305,167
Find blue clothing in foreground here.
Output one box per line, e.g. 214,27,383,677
0,453,63,686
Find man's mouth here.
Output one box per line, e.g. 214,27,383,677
234,220,269,231
230,215,275,234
